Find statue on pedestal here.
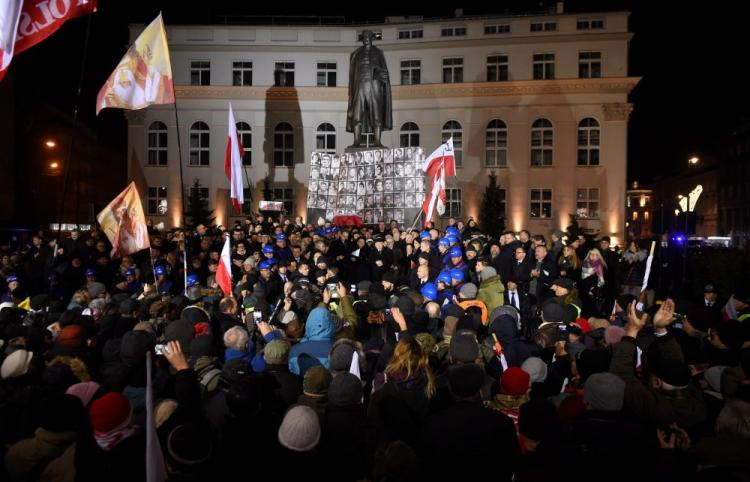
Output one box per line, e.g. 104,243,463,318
346,30,392,148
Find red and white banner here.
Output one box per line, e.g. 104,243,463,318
422,137,456,179
422,166,446,227
1,0,98,81
225,103,244,213
216,235,232,296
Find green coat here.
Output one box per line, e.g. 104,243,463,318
477,275,505,314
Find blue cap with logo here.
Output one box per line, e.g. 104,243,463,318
186,274,200,287
420,282,438,301
450,268,465,282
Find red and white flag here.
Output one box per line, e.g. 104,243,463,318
1,0,98,82
422,166,447,227
216,235,233,296
225,103,244,213
422,137,456,179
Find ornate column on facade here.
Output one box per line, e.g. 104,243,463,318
602,102,633,121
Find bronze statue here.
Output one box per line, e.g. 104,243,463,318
346,30,392,148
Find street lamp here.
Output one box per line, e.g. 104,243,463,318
45,140,57,148
677,184,703,286
688,156,699,165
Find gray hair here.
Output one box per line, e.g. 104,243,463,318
223,326,249,351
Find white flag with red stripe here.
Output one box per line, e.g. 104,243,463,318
0,1,23,80
422,137,456,179
422,166,447,227
216,235,233,296
225,104,244,213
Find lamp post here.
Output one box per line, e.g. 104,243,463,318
677,184,704,288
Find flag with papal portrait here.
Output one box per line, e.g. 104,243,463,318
97,182,150,258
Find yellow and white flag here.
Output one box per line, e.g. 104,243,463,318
97,182,150,258
96,13,173,115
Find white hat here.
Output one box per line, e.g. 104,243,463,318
1,349,34,379
278,405,320,452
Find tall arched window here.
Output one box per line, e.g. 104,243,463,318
189,121,210,166
530,118,553,166
442,120,463,166
399,122,420,148
316,123,336,154
577,117,600,166
274,122,294,167
147,121,168,166
236,122,252,166
485,119,508,167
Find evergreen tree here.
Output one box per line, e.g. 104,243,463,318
479,171,506,239
185,179,215,229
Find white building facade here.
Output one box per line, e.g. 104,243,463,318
127,10,638,243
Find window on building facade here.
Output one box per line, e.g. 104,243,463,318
442,120,463,166
272,187,294,214
190,61,210,86
398,29,423,39
147,121,168,166
400,59,421,85
577,118,600,166
442,57,463,83
577,19,604,30
577,188,600,219
530,189,552,218
485,119,508,167
274,122,294,167
316,62,336,87
531,118,553,166
487,55,509,81
147,187,168,215
274,62,295,86
530,21,557,32
399,122,420,148
443,188,462,218
236,122,252,166
232,61,253,86
441,26,467,37
484,24,511,34
316,123,336,154
533,53,555,80
579,52,602,78
189,121,210,166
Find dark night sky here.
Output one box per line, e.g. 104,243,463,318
7,0,750,182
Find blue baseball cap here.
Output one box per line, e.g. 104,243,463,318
259,260,272,270
124,268,136,277
446,226,460,237
447,234,459,245
437,271,452,285
438,238,450,247
275,233,287,241
450,268,465,282
6,275,18,283
154,265,167,276
262,244,275,254
186,274,200,287
449,246,463,258
420,230,431,240
420,282,438,301
267,258,278,266
85,269,96,277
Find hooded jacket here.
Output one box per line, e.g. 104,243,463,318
288,307,335,374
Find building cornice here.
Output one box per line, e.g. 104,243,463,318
174,77,640,102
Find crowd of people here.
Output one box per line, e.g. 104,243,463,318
0,214,749,482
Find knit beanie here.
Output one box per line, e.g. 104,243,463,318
328,372,363,406
303,366,332,396
66,381,101,408
458,283,478,300
329,342,356,372
449,331,479,363
584,373,626,412
447,363,485,398
480,266,497,282
1,349,33,379
501,367,530,396
521,357,548,384
89,392,132,433
278,405,321,452
264,340,290,365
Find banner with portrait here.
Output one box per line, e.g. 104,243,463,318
306,147,426,225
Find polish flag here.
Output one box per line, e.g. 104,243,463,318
225,103,244,213
0,1,23,81
422,137,456,179
422,166,446,227
216,236,233,296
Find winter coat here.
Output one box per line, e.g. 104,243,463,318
5,428,77,482
288,307,335,375
477,275,505,313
